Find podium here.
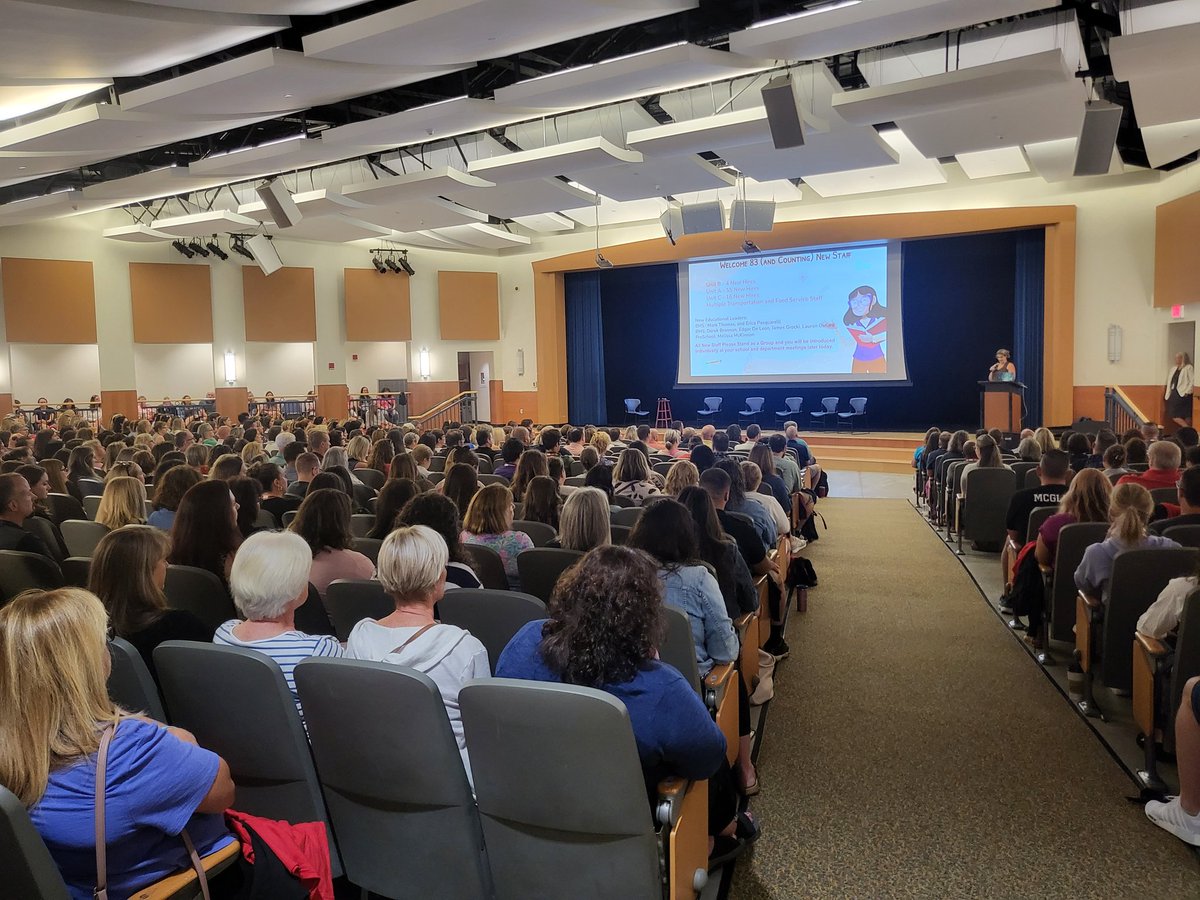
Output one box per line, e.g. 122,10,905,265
979,381,1024,433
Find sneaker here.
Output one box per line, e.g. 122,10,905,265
999,601,1014,615
1146,797,1200,846
763,636,790,660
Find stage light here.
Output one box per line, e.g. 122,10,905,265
371,254,387,274
188,239,210,258
398,251,415,277
172,240,194,258
231,235,255,260
385,256,402,273
595,252,613,268
592,197,612,269
742,240,761,254
205,237,228,261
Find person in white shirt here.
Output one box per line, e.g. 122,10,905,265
345,525,490,781
1167,351,1195,429
1138,572,1198,639
735,424,763,453
739,461,790,537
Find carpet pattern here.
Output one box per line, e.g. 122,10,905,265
730,499,1200,899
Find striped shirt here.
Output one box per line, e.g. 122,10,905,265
213,622,343,722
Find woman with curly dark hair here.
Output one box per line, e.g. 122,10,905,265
396,491,481,588
496,545,750,859
366,439,394,474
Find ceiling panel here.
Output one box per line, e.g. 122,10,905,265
102,223,175,242
1140,118,1200,170
351,197,489,233
719,127,899,180
121,48,461,119
153,209,262,237
0,78,111,123
1121,0,1200,32
511,212,575,232
267,214,392,243
0,1,287,79
493,43,770,110
302,0,696,66
627,107,774,157
568,156,737,202
80,166,237,203
338,167,495,205
134,1,362,12
189,136,368,179
680,178,805,206
729,0,1051,62
561,195,668,226
237,187,368,224
440,177,597,218
0,189,83,224
0,150,99,182
323,97,548,151
1023,137,1124,182
802,129,945,198
384,230,477,250
505,102,657,151
468,137,641,183
434,223,532,249
1110,23,1200,128
954,146,1031,179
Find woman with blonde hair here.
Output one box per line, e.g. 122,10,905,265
95,475,148,530
240,440,266,467
664,459,699,496
590,429,612,456
612,447,660,506
1033,426,1056,456
346,434,372,470
208,453,245,481
0,588,237,898
461,483,534,590
1075,482,1180,604
552,487,611,551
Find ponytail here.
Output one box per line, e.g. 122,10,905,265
1108,483,1153,545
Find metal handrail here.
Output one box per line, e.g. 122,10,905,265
1104,386,1150,434
409,391,479,431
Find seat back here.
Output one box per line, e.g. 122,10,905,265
820,397,838,413
1169,589,1200,727
355,468,385,490
1050,522,1110,642
154,641,341,875
46,493,86,524
610,494,636,509
1025,468,1041,489
623,398,640,413
610,524,632,545
783,397,802,413
745,397,765,413
516,548,585,602
658,605,701,693
352,483,376,512
1163,524,1200,549
0,550,63,602
462,543,509,591
1103,547,1199,692
23,516,64,564
701,397,721,413
294,659,490,899
849,397,867,413
349,514,374,537
108,637,166,721
77,478,104,498
429,456,447,473
611,507,642,528
0,786,70,900
1025,505,1057,544
282,510,298,528
651,462,674,478
460,680,660,900
253,508,276,529
351,537,382,566
478,474,510,486
477,457,494,475
511,519,556,547
325,579,393,641
163,565,236,633
59,520,109,558
82,495,102,520
1151,487,1179,505
960,469,1016,549
437,589,546,675
61,556,90,587
1010,461,1038,485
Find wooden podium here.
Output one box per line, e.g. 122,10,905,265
979,381,1024,433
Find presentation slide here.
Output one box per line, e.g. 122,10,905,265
677,241,907,385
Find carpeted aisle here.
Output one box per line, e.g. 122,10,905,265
731,499,1200,899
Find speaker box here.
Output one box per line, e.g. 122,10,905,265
246,234,283,277
680,200,725,235
255,179,302,228
660,205,684,244
1073,100,1123,177
761,75,805,150
1069,416,1105,436
730,199,776,233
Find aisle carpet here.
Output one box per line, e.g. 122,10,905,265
730,499,1200,899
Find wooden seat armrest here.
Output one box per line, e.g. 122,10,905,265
733,612,754,632
703,662,736,697
1037,564,1053,575
1078,590,1102,614
1135,632,1170,660
655,776,690,827
1005,536,1020,555
132,838,241,900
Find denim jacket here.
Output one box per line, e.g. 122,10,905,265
659,564,739,677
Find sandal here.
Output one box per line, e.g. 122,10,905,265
736,810,761,845
739,773,761,797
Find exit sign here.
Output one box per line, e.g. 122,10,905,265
1172,304,1186,318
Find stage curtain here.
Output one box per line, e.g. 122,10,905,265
565,272,607,425
1013,230,1046,428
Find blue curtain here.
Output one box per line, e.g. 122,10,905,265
565,272,607,425
1013,230,1045,429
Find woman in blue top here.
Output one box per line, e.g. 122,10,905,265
1075,482,1181,604
0,588,237,900
496,545,756,866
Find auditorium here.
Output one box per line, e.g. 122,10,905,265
3,1,1200,898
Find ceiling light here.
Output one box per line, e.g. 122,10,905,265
747,0,861,29
172,240,194,259
188,239,210,258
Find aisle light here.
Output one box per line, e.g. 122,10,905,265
419,347,431,380
224,351,237,384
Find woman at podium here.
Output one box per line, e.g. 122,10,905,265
988,349,1016,383
1166,351,1194,427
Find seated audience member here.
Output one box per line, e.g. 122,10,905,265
496,546,751,858
711,432,730,458
229,476,263,538
290,488,375,598
663,429,688,460
677,486,757,621
1151,466,1200,535
213,531,342,720
411,444,435,477
1178,426,1200,448
396,492,481,589
538,427,569,460
613,447,661,507
959,434,1012,498
1145,675,1200,844
1004,449,1070,545
390,452,433,492
251,462,301,526
699,467,773,574
1124,436,1149,466
1014,436,1042,462
168,480,243,589
366,438,394,475
1075,482,1181,603
740,461,791,539
441,463,480,519
95,475,148,530
1036,469,1113,566
1064,432,1092,472
447,446,480,472
699,424,716,447
17,464,67,552
750,443,791,510
550,487,611,551
40,458,70,496
768,434,804,495
281,440,305,482
690,444,717,474
579,445,602,473
307,428,330,460
564,427,586,456
148,464,201,531
520,475,561,530
715,460,775,550
287,451,321,498
783,423,813,467
1142,421,1162,443
270,430,295,467
322,446,362,486
461,483,534,591
369,477,419,540
207,453,244,482
1139,545,1200,640
1102,443,1133,480
473,426,497,462
65,446,97,501
0,588,240,899
1117,440,1182,491
90,525,211,680
345,435,371,470
590,429,612,457
0,472,52,556
664,459,700,497
1086,430,1117,468
1187,446,1200,469
510,449,549,504
240,441,267,468
733,424,759,452
345,525,489,778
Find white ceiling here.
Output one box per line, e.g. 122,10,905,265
468,137,641,183
322,97,551,152
135,1,362,12
439,177,597,219
154,209,261,237
0,78,111,123
567,157,737,202
802,129,946,198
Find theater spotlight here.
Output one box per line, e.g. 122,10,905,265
397,251,415,277
385,255,402,274
205,236,228,261
595,252,614,268
188,239,210,258
172,240,194,259
371,254,387,274
742,240,761,254
230,235,255,260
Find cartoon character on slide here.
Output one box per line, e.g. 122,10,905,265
843,285,887,374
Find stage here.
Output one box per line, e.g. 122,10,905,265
801,431,921,475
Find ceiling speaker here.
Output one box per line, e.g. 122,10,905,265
255,178,302,228
246,234,283,277
761,75,805,150
1073,100,1123,177
660,204,684,245
730,199,776,233
680,200,725,235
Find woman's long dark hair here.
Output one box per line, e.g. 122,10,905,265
168,480,242,581
626,498,700,571
291,488,354,554
228,476,260,538
67,446,95,482
520,475,561,529
441,463,480,519
539,545,665,687
369,477,418,540
397,491,470,564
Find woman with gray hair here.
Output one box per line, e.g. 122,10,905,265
213,530,343,722
551,487,611,551
346,525,490,778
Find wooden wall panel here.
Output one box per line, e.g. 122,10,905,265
344,268,411,341
215,387,248,418
130,262,213,343
438,271,500,340
408,381,459,417
101,390,139,423
1154,190,1200,309
1073,385,1167,426
1,257,96,343
316,384,348,420
242,267,316,342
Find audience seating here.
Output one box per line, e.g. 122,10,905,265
153,641,343,877
623,399,651,423
1024,469,1041,489
1009,461,1039,485
294,659,491,899
611,507,642,528
478,474,510,486
1150,487,1179,506
46,493,86,524
738,397,765,424
566,460,583,477
351,537,382,565
1003,506,1057,597
349,514,374,538
82,495,102,520
696,397,722,422
775,397,802,424
956,469,1016,553
23,516,64,564
610,495,636,509
565,475,587,487
836,397,869,431
108,637,166,722
428,472,445,486
463,544,509,591
511,520,556,547
460,680,708,900
253,508,276,530
809,397,838,428
61,556,90,587
1162,523,1200,548
516,548,585,603
77,478,104,498
478,457,495,475
282,510,298,528
352,483,376,512
325,579,392,641
0,550,63,602
1075,547,1199,717
610,524,631,545
437,589,546,675
60,519,108,558
1042,523,1109,647
652,462,674,478
162,565,236,633
354,468,385,490
659,606,739,766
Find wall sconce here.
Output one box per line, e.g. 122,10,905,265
1107,324,1122,363
419,347,431,380
223,350,236,385
517,348,525,377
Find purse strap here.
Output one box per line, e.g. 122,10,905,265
390,621,436,655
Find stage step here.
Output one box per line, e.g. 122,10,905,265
799,433,918,475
